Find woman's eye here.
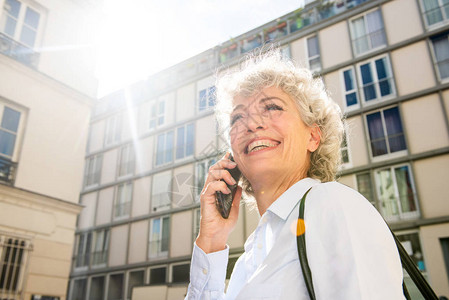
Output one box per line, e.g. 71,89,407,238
230,114,243,125
265,103,284,111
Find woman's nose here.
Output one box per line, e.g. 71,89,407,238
246,112,267,132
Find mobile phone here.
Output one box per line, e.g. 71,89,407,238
215,154,241,219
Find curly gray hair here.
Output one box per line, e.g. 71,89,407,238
215,50,344,195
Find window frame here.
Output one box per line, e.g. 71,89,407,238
114,182,132,219
155,123,195,167
197,86,216,112
151,171,171,212
149,98,166,130
349,8,387,56
127,269,146,300
0,0,45,48
355,54,395,105
340,66,360,111
148,215,170,259
306,34,321,73
419,0,449,28
118,143,135,178
430,32,449,82
0,234,31,297
84,154,103,188
340,122,352,169
91,229,109,267
170,262,190,284
355,172,376,207
194,157,216,200
104,114,121,147
364,106,407,161
374,164,420,222
148,265,167,285
74,232,92,270
0,101,25,161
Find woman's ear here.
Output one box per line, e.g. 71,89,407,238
307,125,321,152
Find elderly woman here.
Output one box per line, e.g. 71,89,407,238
186,52,404,299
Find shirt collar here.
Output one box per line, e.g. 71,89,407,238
267,177,320,221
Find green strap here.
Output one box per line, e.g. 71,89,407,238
296,187,438,300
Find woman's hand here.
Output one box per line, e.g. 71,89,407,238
196,153,242,254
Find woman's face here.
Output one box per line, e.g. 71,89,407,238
229,86,319,187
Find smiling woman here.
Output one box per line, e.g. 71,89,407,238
185,50,405,300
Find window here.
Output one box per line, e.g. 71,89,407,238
151,171,171,212
195,158,216,200
175,123,194,160
156,130,174,166
84,154,102,187
118,144,135,177
366,107,407,158
91,229,109,266
0,235,31,297
108,273,124,300
357,56,394,103
420,0,449,27
0,104,21,159
104,114,121,146
350,9,386,55
306,35,321,72
375,165,419,222
342,67,359,109
149,99,165,130
114,182,132,218
356,173,375,206
340,127,351,167
0,0,42,48
198,86,216,112
156,123,194,166
193,208,200,241
431,33,449,80
71,279,87,300
74,232,91,268
89,276,104,300
127,270,145,299
149,216,170,258
149,267,166,285
171,263,190,283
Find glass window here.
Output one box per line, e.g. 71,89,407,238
151,171,171,212
114,182,132,218
84,154,102,187
118,144,135,177
0,236,30,295
350,9,386,55
343,68,359,108
92,229,109,266
375,165,419,222
307,35,321,72
431,33,449,80
104,114,121,146
358,56,394,103
149,216,170,258
0,106,21,159
172,263,190,283
149,267,166,285
356,173,375,206
149,99,165,130
127,270,145,299
340,129,350,165
420,0,449,27
0,0,41,47
195,158,216,200
75,232,91,268
108,273,124,300
71,278,87,300
175,123,194,160
155,130,174,166
366,107,406,157
198,86,216,112
89,276,104,300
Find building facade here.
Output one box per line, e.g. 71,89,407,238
69,0,449,299
0,0,99,299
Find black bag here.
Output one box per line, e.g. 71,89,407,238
296,187,439,300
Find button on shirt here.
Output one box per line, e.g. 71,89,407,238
186,178,405,300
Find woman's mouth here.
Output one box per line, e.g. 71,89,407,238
246,139,280,154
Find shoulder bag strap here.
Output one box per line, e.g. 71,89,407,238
296,187,315,300
296,187,439,300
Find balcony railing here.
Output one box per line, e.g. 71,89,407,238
0,33,39,68
0,157,17,185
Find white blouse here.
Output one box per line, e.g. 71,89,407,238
186,178,405,299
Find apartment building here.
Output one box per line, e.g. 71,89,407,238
0,0,99,299
69,0,449,299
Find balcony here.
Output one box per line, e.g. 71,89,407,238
0,156,17,185
0,32,39,68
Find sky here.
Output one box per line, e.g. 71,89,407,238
95,0,305,97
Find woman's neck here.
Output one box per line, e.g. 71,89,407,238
251,171,307,216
